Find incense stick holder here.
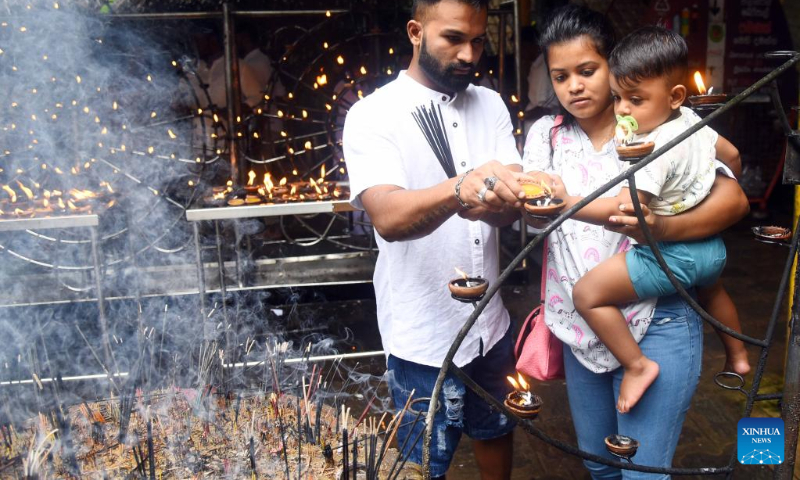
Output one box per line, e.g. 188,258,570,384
504,391,543,419
448,277,488,302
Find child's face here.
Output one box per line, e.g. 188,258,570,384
547,36,613,121
610,76,679,135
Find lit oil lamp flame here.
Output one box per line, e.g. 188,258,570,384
316,74,328,86
454,267,469,280
279,177,287,186
320,164,326,179
693,71,707,95
264,173,274,192
247,170,256,186
309,177,322,195
517,372,529,391
2,185,17,203
507,375,520,390
16,181,33,200
290,185,297,196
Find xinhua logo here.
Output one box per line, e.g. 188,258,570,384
738,417,784,465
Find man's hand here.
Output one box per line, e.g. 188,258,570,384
606,203,666,243
458,161,526,212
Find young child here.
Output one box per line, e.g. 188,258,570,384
548,26,748,413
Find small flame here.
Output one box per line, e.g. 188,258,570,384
454,267,469,280
264,173,274,192
290,185,297,195
309,177,322,195
2,185,17,203
693,71,707,95
16,181,34,200
517,373,529,391
316,74,328,86
507,375,520,390
279,177,287,186
247,170,256,186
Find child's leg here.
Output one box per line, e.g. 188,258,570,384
572,253,659,414
697,279,750,375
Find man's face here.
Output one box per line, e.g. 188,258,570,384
414,1,487,92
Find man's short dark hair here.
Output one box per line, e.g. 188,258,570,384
609,26,688,88
411,0,489,20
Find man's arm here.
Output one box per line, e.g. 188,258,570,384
361,161,525,242
606,174,749,242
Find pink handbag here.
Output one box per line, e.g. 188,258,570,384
513,234,565,381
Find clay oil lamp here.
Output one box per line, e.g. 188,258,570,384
504,373,543,419
244,170,260,194
273,177,290,196
752,225,792,246
688,71,727,109
244,194,262,205
448,267,488,302
604,434,640,462
615,115,654,162
520,177,565,218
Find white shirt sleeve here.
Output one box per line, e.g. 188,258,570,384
343,100,409,210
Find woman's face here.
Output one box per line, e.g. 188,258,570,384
546,36,613,121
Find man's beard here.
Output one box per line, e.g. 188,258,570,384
418,36,476,93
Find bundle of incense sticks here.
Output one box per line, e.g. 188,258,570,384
411,101,457,178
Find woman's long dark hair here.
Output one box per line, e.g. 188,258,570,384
538,4,616,160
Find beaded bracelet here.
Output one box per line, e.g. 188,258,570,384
454,169,473,210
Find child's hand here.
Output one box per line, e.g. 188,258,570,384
549,174,569,200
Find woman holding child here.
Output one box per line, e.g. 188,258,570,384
522,5,749,478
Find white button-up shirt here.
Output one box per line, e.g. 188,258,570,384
343,71,521,367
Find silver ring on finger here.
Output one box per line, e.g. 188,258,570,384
477,185,488,204
484,176,499,191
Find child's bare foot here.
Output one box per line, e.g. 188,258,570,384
724,348,750,376
617,358,659,414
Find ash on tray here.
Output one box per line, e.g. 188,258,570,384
1,388,422,479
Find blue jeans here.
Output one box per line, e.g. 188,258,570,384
386,327,517,477
564,293,703,479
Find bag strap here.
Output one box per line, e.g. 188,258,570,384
540,239,548,299
543,113,559,299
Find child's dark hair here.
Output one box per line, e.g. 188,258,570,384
538,4,616,160
609,26,688,89
411,0,489,19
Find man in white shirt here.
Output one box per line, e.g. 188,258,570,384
343,1,525,478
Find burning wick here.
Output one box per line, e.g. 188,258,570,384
506,373,533,405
